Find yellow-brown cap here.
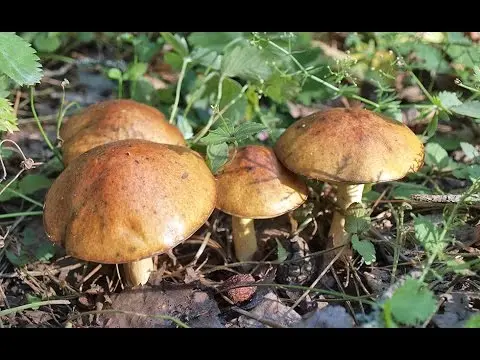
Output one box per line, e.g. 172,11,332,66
60,99,186,166
43,139,216,264
215,145,308,219
274,108,425,184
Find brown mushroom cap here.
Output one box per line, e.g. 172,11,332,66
43,139,216,264
215,145,308,219
60,99,186,166
274,108,425,184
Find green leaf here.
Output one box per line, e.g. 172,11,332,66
473,66,480,84
6,227,56,267
275,238,289,263
199,127,233,146
351,234,376,265
446,43,480,69
0,97,18,133
108,68,122,80
391,183,432,200
451,101,480,119
0,32,43,86
190,48,221,70
221,44,273,81
188,32,243,52
424,142,449,169
460,142,479,160
164,52,183,71
124,62,148,81
33,32,62,53
414,214,446,254
264,69,301,103
0,74,10,97
452,164,480,182
386,278,437,326
130,78,157,105
218,77,247,125
0,174,52,202
232,122,267,142
464,314,480,328
437,91,462,109
176,115,193,140
160,32,189,58
77,32,95,43
345,215,371,235
206,143,229,174
411,43,449,73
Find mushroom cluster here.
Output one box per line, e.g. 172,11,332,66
44,98,425,288
43,100,216,286
274,107,425,262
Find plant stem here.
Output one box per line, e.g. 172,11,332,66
0,300,70,317
29,87,61,161
184,72,217,117
169,57,192,124
0,211,43,219
266,39,380,109
0,186,43,208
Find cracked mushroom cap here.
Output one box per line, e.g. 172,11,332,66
43,139,216,264
215,145,308,219
274,108,425,185
60,99,186,166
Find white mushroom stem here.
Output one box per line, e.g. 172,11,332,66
328,184,365,258
123,258,154,287
231,217,258,262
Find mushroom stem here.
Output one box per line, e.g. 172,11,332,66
328,184,364,259
231,216,258,262
123,257,154,287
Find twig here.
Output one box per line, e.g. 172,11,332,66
411,193,480,203
330,268,358,325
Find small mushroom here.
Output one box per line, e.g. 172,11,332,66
274,107,424,261
43,139,216,287
60,99,186,166
215,145,308,262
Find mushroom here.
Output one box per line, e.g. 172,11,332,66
60,99,186,166
274,107,424,261
43,139,216,286
215,145,308,262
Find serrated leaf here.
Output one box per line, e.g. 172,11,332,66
351,234,376,265
199,127,233,146
460,142,479,161
206,143,229,174
446,43,480,69
233,122,267,142
0,97,18,133
452,164,480,182
160,32,189,58
414,214,446,254
387,278,437,326
464,314,480,328
190,48,221,70
473,66,480,84
176,114,193,140
451,101,480,119
221,44,273,81
0,32,43,86
424,142,450,169
188,32,243,52
345,215,371,235
437,91,462,109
